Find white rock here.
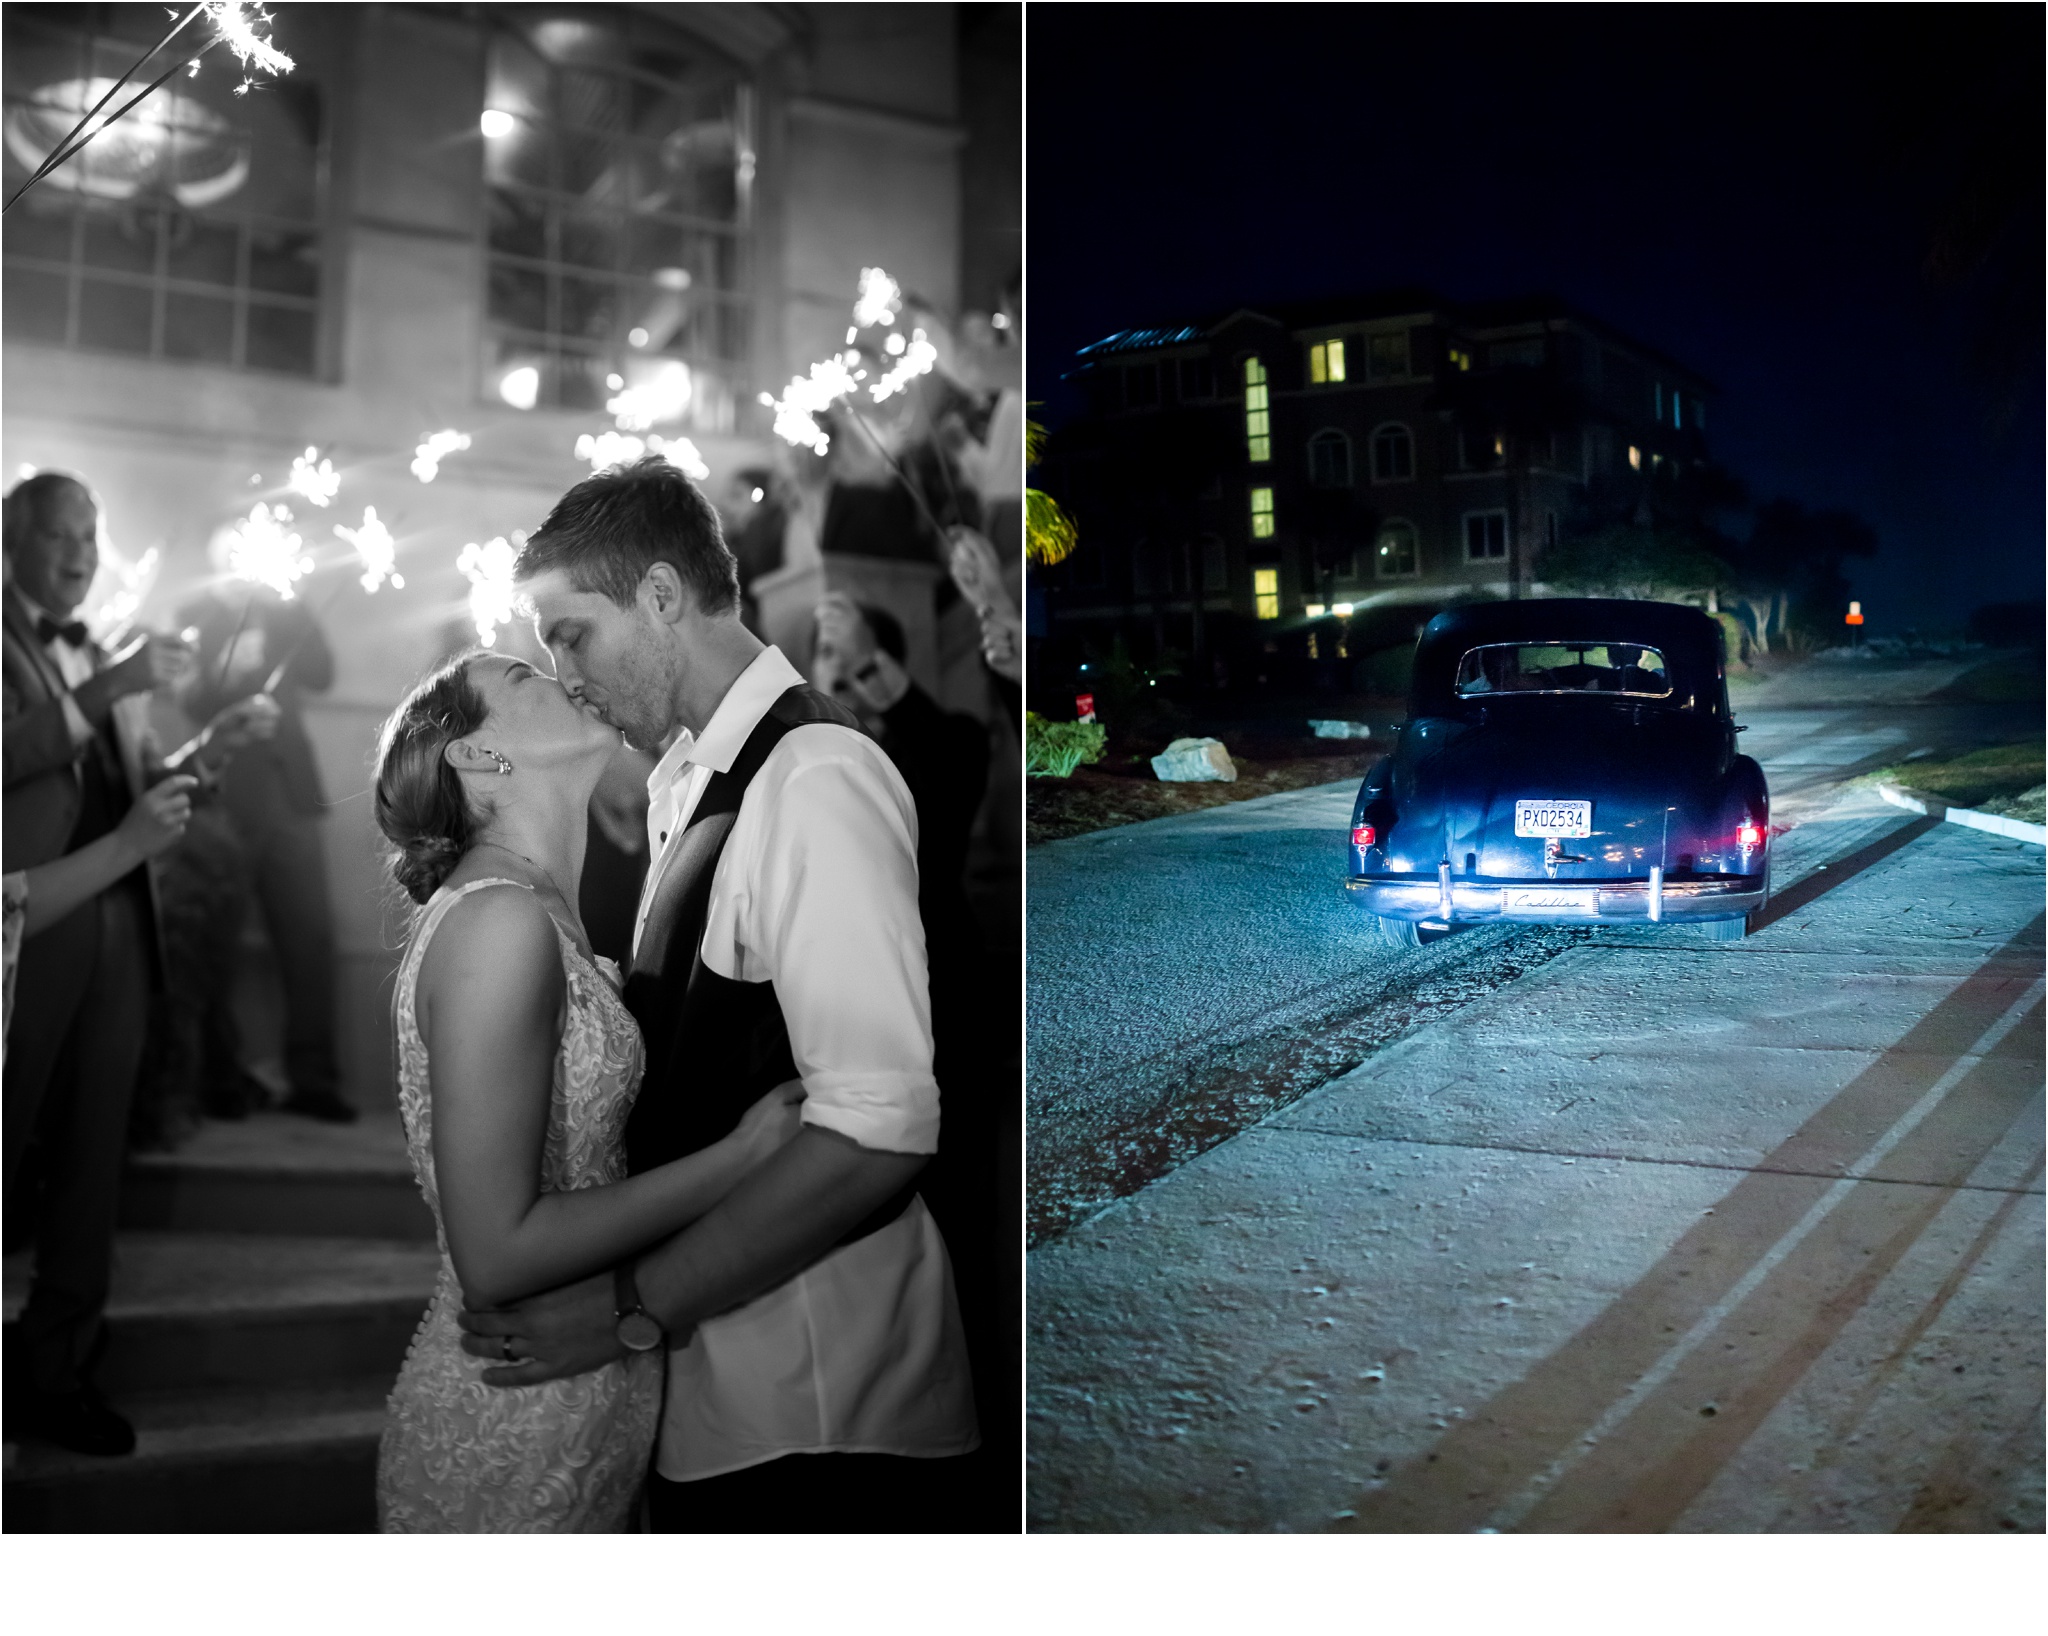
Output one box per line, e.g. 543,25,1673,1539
1151,737,1237,783
1309,719,1376,739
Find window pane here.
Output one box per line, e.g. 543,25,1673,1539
556,127,619,196
7,201,75,263
3,265,69,341
167,217,240,289
558,207,617,272
484,115,553,190
80,208,158,276
553,348,607,410
487,189,548,259
559,271,619,342
488,261,550,332
76,277,153,352
246,302,314,374
1327,338,1346,381
162,290,234,363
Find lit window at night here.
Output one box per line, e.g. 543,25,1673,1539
1672,392,1682,430
1654,381,1664,421
1253,566,1280,619
1628,444,1642,470
1448,345,1472,372
1249,485,1275,539
1308,339,1346,383
1243,356,1270,462
1375,520,1419,579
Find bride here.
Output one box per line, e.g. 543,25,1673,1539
369,649,801,1532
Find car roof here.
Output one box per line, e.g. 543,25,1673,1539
1411,598,1724,714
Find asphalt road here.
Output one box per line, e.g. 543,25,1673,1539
1025,658,2044,1531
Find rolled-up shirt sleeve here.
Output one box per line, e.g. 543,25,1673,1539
721,729,940,1154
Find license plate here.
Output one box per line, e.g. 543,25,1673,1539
1515,798,1591,838
1505,888,1597,914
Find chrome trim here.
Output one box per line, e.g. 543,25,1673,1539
1345,872,1766,925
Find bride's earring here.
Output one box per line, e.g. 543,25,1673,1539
487,750,515,776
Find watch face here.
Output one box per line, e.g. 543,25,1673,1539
617,1311,663,1352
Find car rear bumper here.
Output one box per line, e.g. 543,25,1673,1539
1344,871,1768,925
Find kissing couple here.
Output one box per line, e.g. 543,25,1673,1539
370,458,981,1531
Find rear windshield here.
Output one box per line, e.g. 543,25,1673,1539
1454,642,1674,699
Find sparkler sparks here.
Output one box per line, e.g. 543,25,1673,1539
202,3,294,85
606,362,693,432
455,534,520,647
334,506,401,593
759,355,861,455
869,328,938,403
572,431,710,479
852,267,901,329
226,502,312,598
411,429,471,483
286,445,338,506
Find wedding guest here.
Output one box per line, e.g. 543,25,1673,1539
3,470,274,1456
175,576,353,1122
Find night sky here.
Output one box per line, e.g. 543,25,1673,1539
1027,4,2043,632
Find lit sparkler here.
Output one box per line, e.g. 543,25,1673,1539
869,328,937,403
411,429,471,484
334,506,402,593
852,266,901,329
202,3,295,88
286,445,339,506
225,501,312,599
759,354,861,456
456,534,520,647
572,431,711,479
606,362,693,432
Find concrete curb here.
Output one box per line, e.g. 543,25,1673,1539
1876,782,2047,847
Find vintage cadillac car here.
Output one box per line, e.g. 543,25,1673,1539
1344,598,1770,943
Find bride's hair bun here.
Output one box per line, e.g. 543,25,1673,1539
373,655,493,905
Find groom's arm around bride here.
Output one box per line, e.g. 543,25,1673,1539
459,455,982,1529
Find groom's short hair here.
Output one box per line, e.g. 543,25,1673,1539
515,456,742,615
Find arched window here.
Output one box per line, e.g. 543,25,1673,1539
1307,428,1351,488
482,11,752,426
1375,520,1419,580
1371,423,1414,483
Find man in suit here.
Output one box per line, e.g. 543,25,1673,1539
3,471,274,1455
459,458,987,1529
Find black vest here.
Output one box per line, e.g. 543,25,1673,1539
620,684,921,1246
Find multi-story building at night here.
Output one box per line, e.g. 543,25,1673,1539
1032,292,1714,695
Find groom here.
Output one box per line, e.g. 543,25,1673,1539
458,457,983,1530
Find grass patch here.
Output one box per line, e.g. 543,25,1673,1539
1868,741,2045,812
1935,653,2044,703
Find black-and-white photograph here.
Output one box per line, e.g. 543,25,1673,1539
4,1,1020,1535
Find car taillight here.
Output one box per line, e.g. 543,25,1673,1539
1352,824,1376,849
1736,823,1763,849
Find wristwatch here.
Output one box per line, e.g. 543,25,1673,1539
613,1261,664,1352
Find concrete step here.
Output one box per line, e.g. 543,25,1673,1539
122,1109,434,1240
3,1376,389,1532
4,1231,440,1395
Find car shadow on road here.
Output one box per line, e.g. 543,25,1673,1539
1750,815,1943,933
1332,910,2044,1534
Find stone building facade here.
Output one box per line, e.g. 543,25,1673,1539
3,2,1018,1112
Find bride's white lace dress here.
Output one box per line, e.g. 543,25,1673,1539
376,878,662,1532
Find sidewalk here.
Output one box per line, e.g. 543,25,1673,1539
1027,787,2045,1531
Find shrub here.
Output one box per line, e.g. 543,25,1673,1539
1024,712,1107,779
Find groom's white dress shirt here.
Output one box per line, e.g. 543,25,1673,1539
634,645,979,1480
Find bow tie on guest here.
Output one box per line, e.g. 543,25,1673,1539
36,615,90,647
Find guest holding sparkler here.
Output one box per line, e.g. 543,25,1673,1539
176,564,354,1123
2,469,276,1457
